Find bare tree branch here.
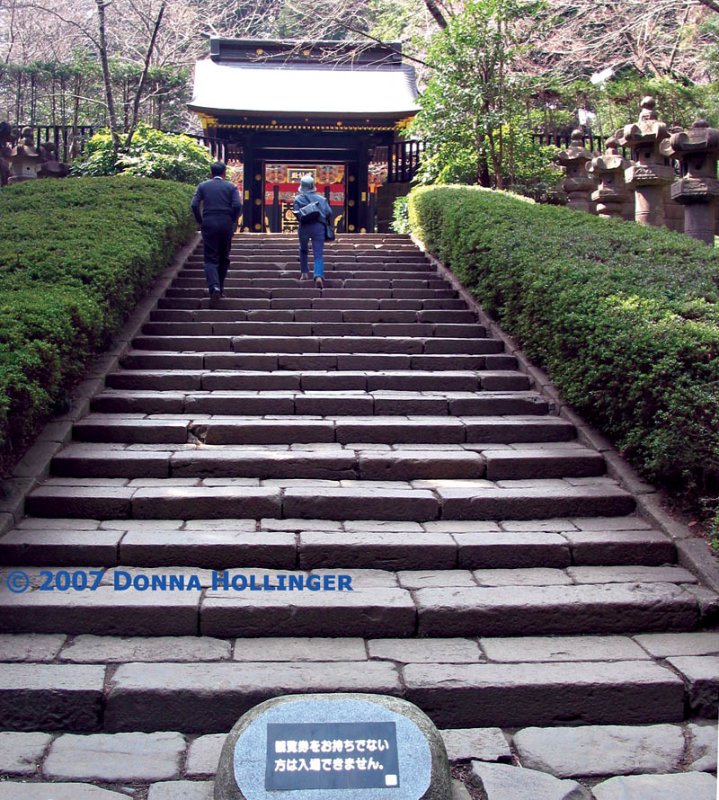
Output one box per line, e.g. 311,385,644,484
125,0,164,146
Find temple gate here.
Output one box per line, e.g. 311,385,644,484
189,38,420,233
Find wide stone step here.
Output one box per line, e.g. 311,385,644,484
157,297,470,311
140,321,487,339
24,477,634,520
179,267,435,278
50,442,601,481
188,257,429,266
120,352,516,373
0,570,696,642
105,369,520,392
0,655,694,734
132,334,504,354
71,413,573,445
90,389,548,417
209,267,434,275
164,287,459,299
150,308,477,324
0,516,680,568
4,523,690,573
172,278,450,291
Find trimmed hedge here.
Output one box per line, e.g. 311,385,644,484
408,185,719,502
0,177,195,475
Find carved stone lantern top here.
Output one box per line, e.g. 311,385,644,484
617,97,674,186
586,135,628,176
554,129,597,199
661,119,719,206
660,119,719,178
616,97,669,160
13,126,39,158
554,128,594,169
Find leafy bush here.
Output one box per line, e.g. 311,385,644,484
0,177,195,474
72,124,214,184
408,186,719,503
391,196,410,234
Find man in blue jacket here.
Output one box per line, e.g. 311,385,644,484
191,161,242,307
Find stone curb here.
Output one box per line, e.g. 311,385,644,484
0,232,201,531
411,234,715,582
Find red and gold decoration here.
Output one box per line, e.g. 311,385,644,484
263,162,346,232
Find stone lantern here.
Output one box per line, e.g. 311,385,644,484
39,142,70,179
616,97,673,227
660,119,719,245
586,135,631,220
8,127,41,184
554,129,596,213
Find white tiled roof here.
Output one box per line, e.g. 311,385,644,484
189,59,419,118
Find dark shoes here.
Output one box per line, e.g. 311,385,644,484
209,288,221,308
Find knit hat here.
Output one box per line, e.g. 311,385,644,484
299,174,316,193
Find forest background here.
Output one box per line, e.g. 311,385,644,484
3,0,719,194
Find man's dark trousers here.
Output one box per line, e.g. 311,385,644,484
191,175,241,295
202,213,234,293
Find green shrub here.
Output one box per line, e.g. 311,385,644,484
408,185,719,503
391,195,410,234
0,177,195,474
72,124,214,185
711,510,719,552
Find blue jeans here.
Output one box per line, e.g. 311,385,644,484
298,221,325,278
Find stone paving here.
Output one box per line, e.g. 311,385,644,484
0,233,717,797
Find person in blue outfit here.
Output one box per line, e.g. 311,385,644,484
191,161,242,307
293,174,333,289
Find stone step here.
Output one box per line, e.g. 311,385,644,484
172,278,450,291
90,389,548,417
0,517,680,568
9,629,715,664
149,308,477,324
120,352,516,373
179,266,435,277
0,572,696,642
132,332,504,354
157,297,469,310
71,414,574,445
171,270,450,291
24,478,634,521
186,256,429,265
0,655,696,733
139,321,488,339
6,525,688,573
164,287,459,299
106,369,519,392
50,443,601,481
188,249,427,257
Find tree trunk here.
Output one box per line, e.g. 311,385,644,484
124,1,166,149
96,0,120,150
71,74,81,158
423,0,448,29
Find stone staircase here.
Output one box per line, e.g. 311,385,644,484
0,233,716,798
